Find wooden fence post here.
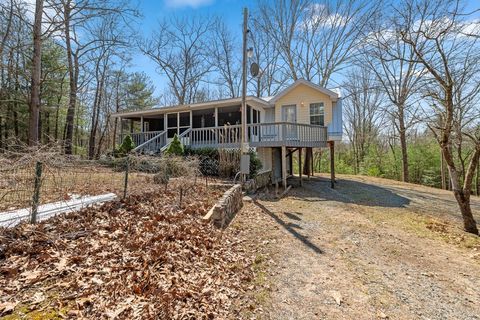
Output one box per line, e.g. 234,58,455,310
31,161,43,224
123,156,129,199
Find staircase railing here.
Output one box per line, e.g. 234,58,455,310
160,128,192,153
133,131,167,154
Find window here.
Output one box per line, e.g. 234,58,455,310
310,102,324,126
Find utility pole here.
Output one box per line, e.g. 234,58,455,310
240,7,250,182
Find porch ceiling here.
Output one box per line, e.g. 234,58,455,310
112,96,269,119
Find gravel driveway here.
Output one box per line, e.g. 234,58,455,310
240,174,480,320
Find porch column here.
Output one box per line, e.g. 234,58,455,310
282,146,287,190
329,141,335,189
119,118,124,144
140,116,144,133
214,107,218,127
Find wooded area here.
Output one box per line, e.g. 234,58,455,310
0,0,479,233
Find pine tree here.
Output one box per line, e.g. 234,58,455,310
165,134,184,156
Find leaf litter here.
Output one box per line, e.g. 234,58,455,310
0,182,258,319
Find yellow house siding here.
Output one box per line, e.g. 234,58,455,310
274,83,333,126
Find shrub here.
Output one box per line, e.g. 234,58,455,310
165,134,184,156
115,135,135,157
248,150,263,178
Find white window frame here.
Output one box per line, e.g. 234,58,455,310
309,102,325,126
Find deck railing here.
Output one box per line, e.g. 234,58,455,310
120,122,327,151
186,125,242,148
119,130,164,147
247,122,327,148
133,131,167,154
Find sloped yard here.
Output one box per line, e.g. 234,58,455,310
232,174,480,319
0,181,260,319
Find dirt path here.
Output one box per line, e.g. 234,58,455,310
238,175,480,320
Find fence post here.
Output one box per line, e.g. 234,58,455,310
123,156,129,199
31,161,43,224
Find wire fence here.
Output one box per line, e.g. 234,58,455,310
0,153,231,227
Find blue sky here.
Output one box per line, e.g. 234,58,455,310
130,0,255,97
131,0,480,98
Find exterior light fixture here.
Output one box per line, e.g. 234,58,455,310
247,47,254,58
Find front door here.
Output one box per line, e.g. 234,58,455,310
282,105,297,140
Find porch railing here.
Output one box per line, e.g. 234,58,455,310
120,122,328,151
133,131,167,154
119,130,164,147
247,122,328,147
186,125,242,148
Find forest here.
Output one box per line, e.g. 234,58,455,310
0,1,479,226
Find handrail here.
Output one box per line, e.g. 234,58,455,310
133,131,166,151
160,128,192,153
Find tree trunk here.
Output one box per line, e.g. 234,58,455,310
28,0,44,146
63,2,77,154
445,148,479,235
453,189,479,234
398,113,409,182
476,161,479,197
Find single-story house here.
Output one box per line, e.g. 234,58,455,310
112,79,342,188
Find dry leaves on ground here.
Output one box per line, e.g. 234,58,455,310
0,182,257,319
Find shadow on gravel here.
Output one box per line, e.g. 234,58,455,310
287,176,411,208
254,200,323,255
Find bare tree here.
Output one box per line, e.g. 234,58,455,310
46,0,138,154
361,19,424,182
256,0,379,87
141,16,214,105
343,68,385,173
210,19,241,98
395,0,480,234
28,0,44,145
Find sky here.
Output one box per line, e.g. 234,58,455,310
131,0,480,99
130,0,256,98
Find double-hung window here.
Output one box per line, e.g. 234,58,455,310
310,102,324,126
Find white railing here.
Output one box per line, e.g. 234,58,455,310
133,131,167,154
123,123,328,151
160,128,192,153
120,131,164,147
247,122,327,147
187,125,242,148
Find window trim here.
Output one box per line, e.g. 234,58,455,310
309,102,325,126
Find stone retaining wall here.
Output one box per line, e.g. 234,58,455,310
205,184,243,228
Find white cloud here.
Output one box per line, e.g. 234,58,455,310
165,0,214,9
301,4,349,31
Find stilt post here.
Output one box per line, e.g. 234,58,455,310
329,141,335,189
281,146,287,190
299,147,303,186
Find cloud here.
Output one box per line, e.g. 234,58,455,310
164,0,214,9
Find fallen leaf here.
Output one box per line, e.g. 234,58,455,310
0,301,17,315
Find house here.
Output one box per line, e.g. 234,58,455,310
112,79,342,188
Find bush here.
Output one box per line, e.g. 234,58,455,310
165,134,184,156
184,147,219,176
248,150,262,178
114,135,135,157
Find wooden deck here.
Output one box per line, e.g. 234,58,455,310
120,122,328,153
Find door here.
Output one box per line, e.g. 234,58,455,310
282,105,297,140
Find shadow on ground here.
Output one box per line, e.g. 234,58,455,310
269,176,411,208
253,200,323,255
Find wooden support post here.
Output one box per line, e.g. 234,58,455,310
329,141,335,189
288,149,293,176
310,148,314,177
281,146,287,190
299,147,303,186
140,116,144,133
